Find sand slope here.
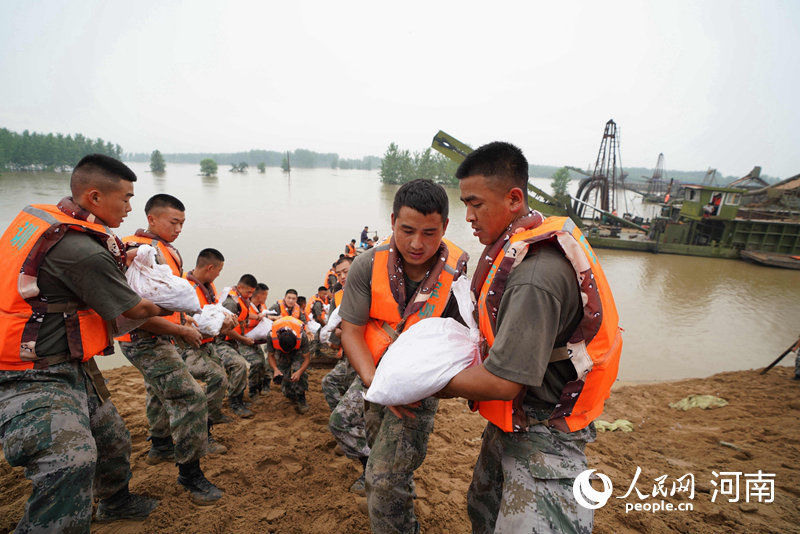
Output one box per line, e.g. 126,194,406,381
1,365,798,533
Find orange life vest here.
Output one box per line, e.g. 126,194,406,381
305,294,328,323
225,288,250,339
279,301,301,319
363,237,465,365
345,243,356,257
323,269,336,290
184,274,218,344
271,316,304,352
116,233,183,342
245,302,264,333
474,216,622,433
0,204,121,369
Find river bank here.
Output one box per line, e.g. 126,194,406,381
1,363,798,533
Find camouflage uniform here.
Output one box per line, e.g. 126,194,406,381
236,341,270,396
119,336,207,464
467,413,596,534
321,357,357,411
364,396,438,534
795,349,800,379
181,342,228,421
328,376,369,460
273,350,308,402
213,340,248,398
0,361,132,533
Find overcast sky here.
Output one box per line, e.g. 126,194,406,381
2,1,799,177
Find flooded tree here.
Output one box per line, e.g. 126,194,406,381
149,149,166,173
200,158,218,176
551,166,571,206
257,162,266,173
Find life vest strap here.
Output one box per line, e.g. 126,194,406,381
45,301,88,314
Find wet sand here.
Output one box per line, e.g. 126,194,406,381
1,364,798,533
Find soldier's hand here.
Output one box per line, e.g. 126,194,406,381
290,370,302,382
242,337,255,346
334,327,342,337
273,370,284,384
388,402,421,419
185,316,198,327
181,326,202,348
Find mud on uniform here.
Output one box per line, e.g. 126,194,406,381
0,231,138,533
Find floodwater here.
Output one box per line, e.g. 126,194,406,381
1,163,798,381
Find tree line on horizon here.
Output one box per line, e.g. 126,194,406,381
0,128,122,171
129,148,381,171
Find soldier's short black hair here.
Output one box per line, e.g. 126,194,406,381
278,330,297,352
285,289,298,296
238,274,257,288
455,141,529,200
334,256,353,268
297,296,306,306
144,193,185,214
318,286,327,292
70,154,137,195
350,239,356,243
196,248,224,267
255,283,269,292
393,179,449,222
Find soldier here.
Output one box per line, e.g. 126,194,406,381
265,316,311,414
183,249,236,433
239,282,272,399
440,142,621,533
269,289,307,321
339,179,468,532
211,281,253,419
116,193,223,505
219,274,263,409
0,155,168,530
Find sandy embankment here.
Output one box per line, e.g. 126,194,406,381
1,364,799,533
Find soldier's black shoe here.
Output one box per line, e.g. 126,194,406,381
178,460,224,505
95,487,158,522
146,436,175,465
295,398,309,414
231,395,254,418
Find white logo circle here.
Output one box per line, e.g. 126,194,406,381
573,469,613,510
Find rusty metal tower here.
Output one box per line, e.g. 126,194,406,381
646,153,667,198
573,119,624,217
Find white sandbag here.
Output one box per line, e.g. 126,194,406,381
192,286,236,337
125,245,201,314
319,307,342,345
364,277,481,406
245,316,274,341
306,319,321,335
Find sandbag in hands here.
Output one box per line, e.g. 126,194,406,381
245,316,274,342
364,277,481,406
115,244,201,335
192,286,237,337
126,245,201,313
319,307,342,345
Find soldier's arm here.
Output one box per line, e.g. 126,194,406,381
267,351,281,376
228,329,254,345
122,298,171,319
439,365,523,401
135,317,203,347
341,321,376,386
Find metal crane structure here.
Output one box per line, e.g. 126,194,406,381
644,153,667,199
572,119,624,218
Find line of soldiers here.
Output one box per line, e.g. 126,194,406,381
2,142,622,534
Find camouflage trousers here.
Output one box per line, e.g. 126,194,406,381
181,342,228,421
236,342,270,395
119,336,208,464
0,361,132,533
321,357,357,411
467,419,596,534
274,351,308,402
214,341,248,398
329,376,369,461
364,396,438,534
795,350,800,378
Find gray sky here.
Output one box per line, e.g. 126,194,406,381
2,0,799,177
